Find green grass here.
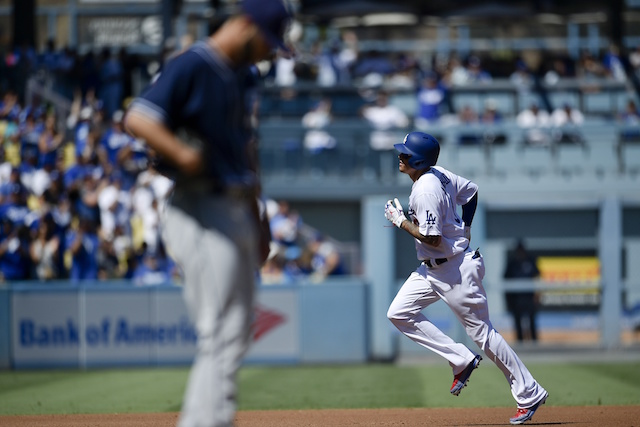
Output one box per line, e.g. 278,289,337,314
1,362,639,415
237,362,640,410
0,368,187,415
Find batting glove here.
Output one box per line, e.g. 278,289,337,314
385,198,407,228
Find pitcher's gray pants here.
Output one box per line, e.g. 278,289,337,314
163,190,257,427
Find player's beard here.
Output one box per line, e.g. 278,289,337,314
240,38,255,65
242,33,269,65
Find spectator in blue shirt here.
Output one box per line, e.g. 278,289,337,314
65,216,99,282
353,50,396,79
72,106,93,160
98,110,133,174
415,71,446,129
55,46,78,100
602,43,626,81
98,47,124,119
38,38,59,73
480,98,503,124
0,174,29,226
0,217,31,281
0,90,21,120
307,232,346,282
37,112,64,169
115,137,148,191
132,250,171,286
63,153,90,190
466,55,492,84
619,99,640,141
0,167,21,204
269,199,302,248
18,110,44,161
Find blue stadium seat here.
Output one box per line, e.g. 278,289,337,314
452,93,482,113
578,122,618,147
517,92,543,111
436,143,456,170
621,143,640,175
521,145,554,177
555,144,589,177
549,92,580,110
325,121,372,176
489,141,522,177
584,92,613,115
279,96,313,117
330,94,366,117
258,120,305,176
389,93,418,117
303,146,339,177
456,144,488,179
619,125,640,143
584,144,620,177
259,96,279,117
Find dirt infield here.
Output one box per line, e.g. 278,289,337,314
1,406,639,427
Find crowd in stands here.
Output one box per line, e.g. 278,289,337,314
3,29,640,114
3,31,640,128
1,39,142,118
261,32,640,152
268,30,640,94
0,33,355,284
0,86,181,285
0,87,349,284
260,199,347,285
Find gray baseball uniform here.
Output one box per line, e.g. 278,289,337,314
125,1,293,425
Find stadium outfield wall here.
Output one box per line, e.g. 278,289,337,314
0,281,368,370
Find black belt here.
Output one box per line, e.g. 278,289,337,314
421,247,476,268
422,258,448,268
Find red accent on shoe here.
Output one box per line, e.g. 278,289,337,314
450,355,482,396
510,407,533,424
513,408,528,417
509,392,548,425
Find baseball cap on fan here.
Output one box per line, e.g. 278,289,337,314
242,0,293,53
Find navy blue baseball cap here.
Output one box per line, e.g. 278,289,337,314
242,0,293,53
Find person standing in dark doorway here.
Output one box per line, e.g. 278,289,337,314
504,240,540,343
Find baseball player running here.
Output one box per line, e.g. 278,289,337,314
124,1,292,426
385,132,548,425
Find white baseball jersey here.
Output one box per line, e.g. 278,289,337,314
407,165,478,260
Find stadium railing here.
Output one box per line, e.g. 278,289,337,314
257,118,638,182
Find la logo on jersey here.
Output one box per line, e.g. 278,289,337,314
425,210,437,225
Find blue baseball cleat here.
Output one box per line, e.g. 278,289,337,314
450,355,482,396
509,392,549,425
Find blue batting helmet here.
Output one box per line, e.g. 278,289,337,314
394,132,440,170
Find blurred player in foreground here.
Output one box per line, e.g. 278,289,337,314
124,0,293,425
384,132,548,425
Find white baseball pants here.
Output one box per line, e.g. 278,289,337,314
387,249,547,408
163,190,258,427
